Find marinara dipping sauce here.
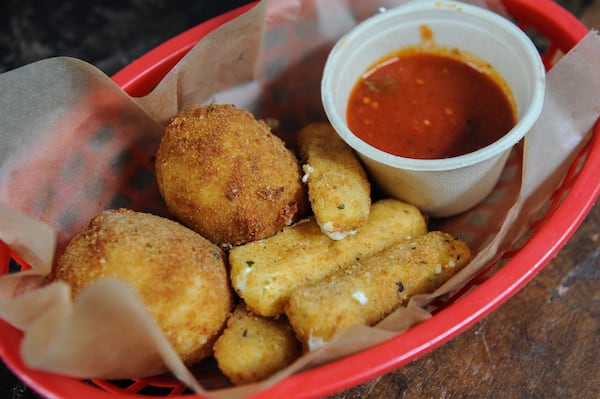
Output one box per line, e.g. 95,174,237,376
347,47,517,159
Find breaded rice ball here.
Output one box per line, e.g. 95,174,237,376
155,104,306,247
54,208,233,366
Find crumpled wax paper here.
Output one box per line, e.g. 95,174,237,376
0,0,599,397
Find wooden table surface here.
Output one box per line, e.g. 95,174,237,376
1,1,598,398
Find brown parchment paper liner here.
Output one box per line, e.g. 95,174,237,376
0,0,599,397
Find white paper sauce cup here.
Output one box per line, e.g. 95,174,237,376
321,0,545,217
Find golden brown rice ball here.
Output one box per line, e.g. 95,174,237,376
155,104,307,247
54,208,233,366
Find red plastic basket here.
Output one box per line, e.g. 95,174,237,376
1,0,598,398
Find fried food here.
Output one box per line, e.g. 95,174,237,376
155,104,307,247
285,231,471,348
229,199,427,317
298,123,371,240
54,209,233,366
213,304,302,385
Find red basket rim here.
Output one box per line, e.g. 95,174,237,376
1,1,598,398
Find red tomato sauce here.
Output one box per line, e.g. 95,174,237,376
347,51,516,159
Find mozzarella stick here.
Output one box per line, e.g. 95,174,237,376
285,231,471,348
213,305,301,385
229,199,427,317
298,123,371,240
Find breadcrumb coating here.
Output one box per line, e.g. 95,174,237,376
213,304,301,385
298,123,371,240
229,199,427,317
155,104,307,247
54,209,233,366
285,231,471,347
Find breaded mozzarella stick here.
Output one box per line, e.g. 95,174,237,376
298,123,371,240
229,199,427,317
285,231,471,348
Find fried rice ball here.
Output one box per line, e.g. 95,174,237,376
54,208,233,366
155,104,307,247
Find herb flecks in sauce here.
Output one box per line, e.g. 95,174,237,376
347,32,516,160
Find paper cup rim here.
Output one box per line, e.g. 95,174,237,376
321,0,546,172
